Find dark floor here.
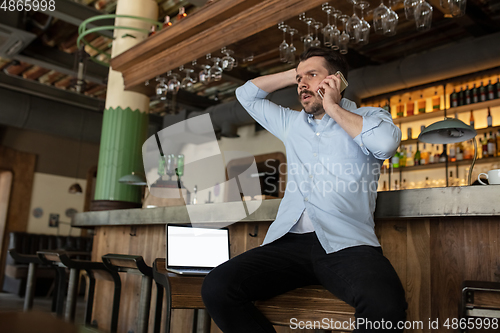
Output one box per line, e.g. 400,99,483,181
0,291,87,323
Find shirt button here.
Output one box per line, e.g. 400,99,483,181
313,153,317,157
316,132,320,136
360,143,364,147
304,197,309,202
309,174,313,178
294,219,297,222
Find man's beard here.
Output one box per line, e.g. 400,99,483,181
300,90,324,117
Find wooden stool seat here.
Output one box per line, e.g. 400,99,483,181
153,258,356,332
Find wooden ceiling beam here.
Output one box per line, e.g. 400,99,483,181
114,0,327,92
111,0,266,72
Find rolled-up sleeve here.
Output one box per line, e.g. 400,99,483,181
352,108,401,160
235,81,296,142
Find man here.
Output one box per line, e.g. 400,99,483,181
202,47,407,332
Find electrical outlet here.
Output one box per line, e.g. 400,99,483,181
49,213,59,227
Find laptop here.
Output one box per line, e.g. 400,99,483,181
166,224,230,276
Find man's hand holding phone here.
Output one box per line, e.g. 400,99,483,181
317,71,348,103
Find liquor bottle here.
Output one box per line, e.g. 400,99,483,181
192,185,198,205
458,86,465,106
163,16,172,28
434,144,440,163
488,132,496,157
449,143,456,162
479,81,486,102
439,144,448,163
400,146,407,167
496,78,500,99
424,177,431,188
448,171,454,186
414,142,421,166
394,180,400,190
487,80,495,100
177,6,187,20
432,91,441,111
472,83,478,104
176,154,185,177
469,110,475,129
418,94,426,113
158,155,166,176
487,107,492,127
149,25,156,37
383,101,391,114
392,150,400,168
166,154,175,178
420,143,428,165
482,133,488,158
397,99,404,117
406,146,414,167
456,142,464,161
407,127,413,140
450,89,458,108
465,85,471,105
382,180,387,191
406,97,414,116
496,130,500,156
401,179,407,190
429,144,435,164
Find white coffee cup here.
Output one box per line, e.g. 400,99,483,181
478,169,500,185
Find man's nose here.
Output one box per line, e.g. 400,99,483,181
299,79,308,90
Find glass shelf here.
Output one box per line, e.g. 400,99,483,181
400,125,500,145
389,156,500,172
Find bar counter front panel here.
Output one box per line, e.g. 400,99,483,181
73,186,500,333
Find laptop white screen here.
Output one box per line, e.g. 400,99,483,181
167,225,230,268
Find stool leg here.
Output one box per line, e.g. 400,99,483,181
84,271,96,326
55,267,67,317
137,275,152,333
153,283,164,333
24,262,37,311
198,309,211,333
110,272,121,333
65,268,79,322
191,309,199,333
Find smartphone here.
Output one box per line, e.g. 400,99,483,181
317,71,348,99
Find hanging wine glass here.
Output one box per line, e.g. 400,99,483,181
384,0,399,36
346,0,362,43
167,71,180,94
441,0,466,18
221,47,235,71
322,4,334,47
199,54,212,85
155,75,167,100
311,21,323,47
287,28,298,65
302,18,315,50
330,10,342,50
278,22,289,62
357,1,370,45
414,0,433,31
404,0,420,20
180,62,196,91
338,15,350,54
373,1,391,35
209,57,223,81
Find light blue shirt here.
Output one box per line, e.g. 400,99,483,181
236,81,401,253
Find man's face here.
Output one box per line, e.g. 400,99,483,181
296,56,331,117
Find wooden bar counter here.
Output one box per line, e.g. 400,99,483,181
73,186,500,333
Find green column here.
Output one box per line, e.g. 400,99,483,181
94,107,149,203
92,0,158,210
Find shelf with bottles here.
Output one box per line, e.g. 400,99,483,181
361,70,500,125
400,125,500,146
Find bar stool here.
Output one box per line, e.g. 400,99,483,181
8,249,44,311
102,254,155,333
37,250,90,319
57,252,122,333
152,258,210,333
461,280,500,332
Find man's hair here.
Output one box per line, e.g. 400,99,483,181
298,47,349,81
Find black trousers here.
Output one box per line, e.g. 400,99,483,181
201,232,407,332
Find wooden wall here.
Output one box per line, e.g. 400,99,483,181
0,145,37,287
90,216,500,333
